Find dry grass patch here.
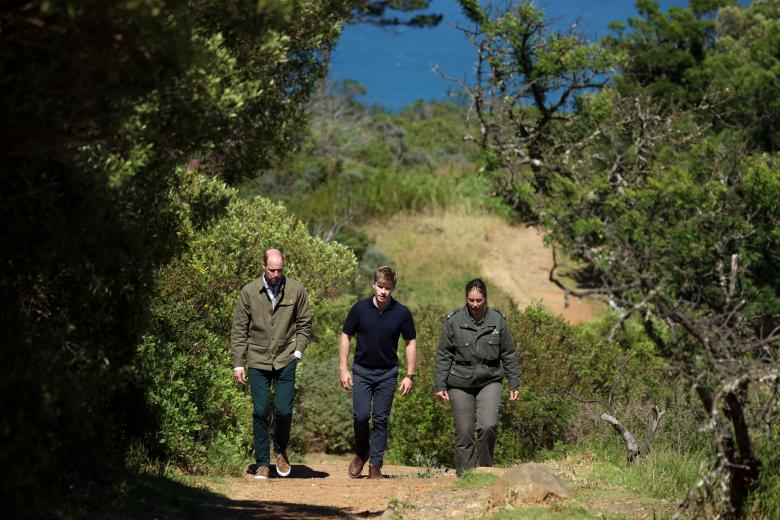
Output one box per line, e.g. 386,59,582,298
363,209,603,322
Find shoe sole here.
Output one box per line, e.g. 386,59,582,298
253,474,269,480
276,466,291,477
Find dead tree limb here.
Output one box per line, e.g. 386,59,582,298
645,405,667,454
600,412,641,463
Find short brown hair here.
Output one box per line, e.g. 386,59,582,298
373,266,397,289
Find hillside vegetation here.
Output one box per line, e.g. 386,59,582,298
3,1,779,519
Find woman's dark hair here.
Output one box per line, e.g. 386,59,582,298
465,278,487,299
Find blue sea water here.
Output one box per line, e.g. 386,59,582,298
328,0,689,111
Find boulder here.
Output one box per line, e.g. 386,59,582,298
488,463,571,507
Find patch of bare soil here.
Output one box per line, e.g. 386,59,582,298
199,455,492,519
198,456,670,519
481,224,601,324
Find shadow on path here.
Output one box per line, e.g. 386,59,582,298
203,498,383,519
278,464,329,479
72,468,375,520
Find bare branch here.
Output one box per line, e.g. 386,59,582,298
645,405,667,453
601,413,641,463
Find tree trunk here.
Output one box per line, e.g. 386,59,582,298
722,390,762,517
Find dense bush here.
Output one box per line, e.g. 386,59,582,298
290,296,356,454
386,305,603,466
290,351,354,455
387,305,455,466
137,188,357,470
385,303,692,468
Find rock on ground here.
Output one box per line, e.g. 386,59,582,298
488,462,571,508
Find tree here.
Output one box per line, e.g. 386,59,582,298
451,0,613,220
604,0,735,104
456,1,779,516
352,1,442,28
0,0,357,514
606,0,780,152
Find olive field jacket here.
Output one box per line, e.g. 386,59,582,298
434,306,520,391
230,276,312,371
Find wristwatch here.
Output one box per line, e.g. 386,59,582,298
405,373,416,380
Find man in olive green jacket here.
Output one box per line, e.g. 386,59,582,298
231,248,312,480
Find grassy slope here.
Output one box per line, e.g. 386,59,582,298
363,210,518,312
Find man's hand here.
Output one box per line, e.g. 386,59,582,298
233,367,246,385
435,390,449,401
339,367,352,391
508,389,519,401
399,376,413,396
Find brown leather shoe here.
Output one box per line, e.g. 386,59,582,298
348,455,366,478
253,466,269,480
275,452,291,477
368,464,383,479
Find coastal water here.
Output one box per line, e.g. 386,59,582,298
328,0,688,111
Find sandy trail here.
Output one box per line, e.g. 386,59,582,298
480,224,600,324
201,456,490,519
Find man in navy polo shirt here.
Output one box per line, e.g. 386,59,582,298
339,266,417,479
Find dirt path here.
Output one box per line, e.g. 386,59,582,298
481,224,600,324
367,212,601,323
199,455,492,519
195,455,671,519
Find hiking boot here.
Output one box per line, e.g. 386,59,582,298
368,464,383,479
275,451,291,477
348,455,366,478
245,464,269,480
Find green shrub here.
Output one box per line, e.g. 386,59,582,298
388,305,590,466
386,305,454,466
290,354,354,454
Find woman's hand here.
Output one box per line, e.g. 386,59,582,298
508,389,519,401
435,390,449,401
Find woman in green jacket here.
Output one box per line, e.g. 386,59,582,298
434,279,521,476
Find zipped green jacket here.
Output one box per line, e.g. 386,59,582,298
230,276,312,371
434,306,521,391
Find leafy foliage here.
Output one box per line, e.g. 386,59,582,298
607,0,780,151
459,1,780,515
352,0,443,27
0,0,356,513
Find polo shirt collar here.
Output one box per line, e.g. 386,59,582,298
372,296,396,312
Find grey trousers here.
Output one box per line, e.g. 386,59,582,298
449,382,502,475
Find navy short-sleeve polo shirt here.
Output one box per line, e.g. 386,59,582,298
342,297,416,369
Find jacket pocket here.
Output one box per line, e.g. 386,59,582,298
447,364,474,387
248,341,270,356
484,337,500,361
453,343,472,364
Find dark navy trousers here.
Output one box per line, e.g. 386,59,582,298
248,360,297,467
351,364,398,467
